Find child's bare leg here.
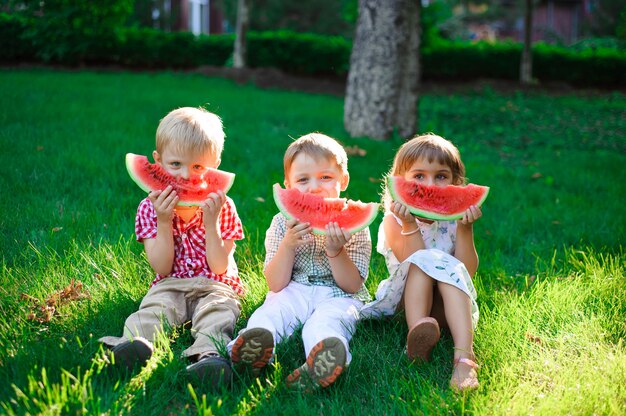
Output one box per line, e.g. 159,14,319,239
429,285,448,330
438,282,478,390
404,265,434,329
404,266,440,361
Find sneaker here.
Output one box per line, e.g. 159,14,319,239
230,327,274,376
186,354,233,387
406,317,440,362
110,337,154,370
285,337,346,391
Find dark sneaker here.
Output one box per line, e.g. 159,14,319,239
110,337,154,370
230,327,274,376
406,317,440,362
186,354,233,387
285,337,346,392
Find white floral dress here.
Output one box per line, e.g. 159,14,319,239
360,213,479,329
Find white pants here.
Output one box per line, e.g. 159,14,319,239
229,281,363,364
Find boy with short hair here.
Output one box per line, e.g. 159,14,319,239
228,133,372,390
100,107,244,386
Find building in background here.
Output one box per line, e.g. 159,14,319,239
140,0,225,35
493,0,593,44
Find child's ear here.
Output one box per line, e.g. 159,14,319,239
283,179,290,189
340,173,350,191
152,150,161,164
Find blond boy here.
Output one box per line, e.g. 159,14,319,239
100,107,244,387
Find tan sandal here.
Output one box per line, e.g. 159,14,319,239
406,317,440,362
450,357,479,391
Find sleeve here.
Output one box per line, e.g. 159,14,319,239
219,197,244,241
345,227,372,280
263,214,286,267
135,198,157,242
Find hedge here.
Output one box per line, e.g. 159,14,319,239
2,12,624,87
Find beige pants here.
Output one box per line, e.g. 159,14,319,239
100,276,241,357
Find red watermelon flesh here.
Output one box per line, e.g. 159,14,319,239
388,176,489,221
272,183,379,235
125,153,235,206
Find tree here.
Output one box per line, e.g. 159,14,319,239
9,0,134,63
344,0,421,140
520,0,534,85
233,0,249,68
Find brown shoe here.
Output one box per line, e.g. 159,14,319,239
110,337,153,370
406,317,440,362
285,337,346,392
230,327,274,376
186,354,233,388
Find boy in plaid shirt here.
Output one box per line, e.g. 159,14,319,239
100,107,244,387
228,133,372,391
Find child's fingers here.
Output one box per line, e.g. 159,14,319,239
326,222,349,245
165,194,179,210
148,190,162,202
292,221,311,232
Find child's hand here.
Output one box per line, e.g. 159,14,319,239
458,205,482,226
148,185,178,222
325,222,351,256
391,201,415,226
283,218,312,251
201,190,226,229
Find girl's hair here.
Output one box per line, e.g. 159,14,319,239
156,107,225,158
284,133,348,178
382,133,466,210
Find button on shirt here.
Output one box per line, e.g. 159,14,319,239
264,213,372,302
135,196,245,295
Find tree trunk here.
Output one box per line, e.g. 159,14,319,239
233,0,248,69
344,0,421,140
520,0,534,84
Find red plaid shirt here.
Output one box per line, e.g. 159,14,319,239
135,196,245,295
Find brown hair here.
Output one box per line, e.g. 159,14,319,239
383,133,466,209
283,133,348,178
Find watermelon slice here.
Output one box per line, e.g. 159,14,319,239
125,153,235,206
272,183,379,235
388,176,489,221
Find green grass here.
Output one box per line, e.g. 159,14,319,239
1,69,624,415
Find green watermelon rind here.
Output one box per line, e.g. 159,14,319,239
272,183,379,235
387,176,489,221
125,153,235,206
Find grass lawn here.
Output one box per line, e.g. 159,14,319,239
0,68,624,415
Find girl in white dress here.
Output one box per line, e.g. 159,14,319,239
360,133,482,391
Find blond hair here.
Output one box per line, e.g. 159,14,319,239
156,107,225,158
383,133,466,210
283,133,348,178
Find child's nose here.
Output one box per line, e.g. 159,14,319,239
309,180,322,193
180,166,190,179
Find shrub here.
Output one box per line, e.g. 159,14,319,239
14,0,134,64
247,31,351,76
0,13,35,62
1,12,624,87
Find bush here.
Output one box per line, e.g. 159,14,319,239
1,12,624,87
15,0,134,64
247,31,351,76
422,39,626,87
0,13,35,62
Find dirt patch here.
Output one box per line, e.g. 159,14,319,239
193,65,623,97
4,63,622,96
